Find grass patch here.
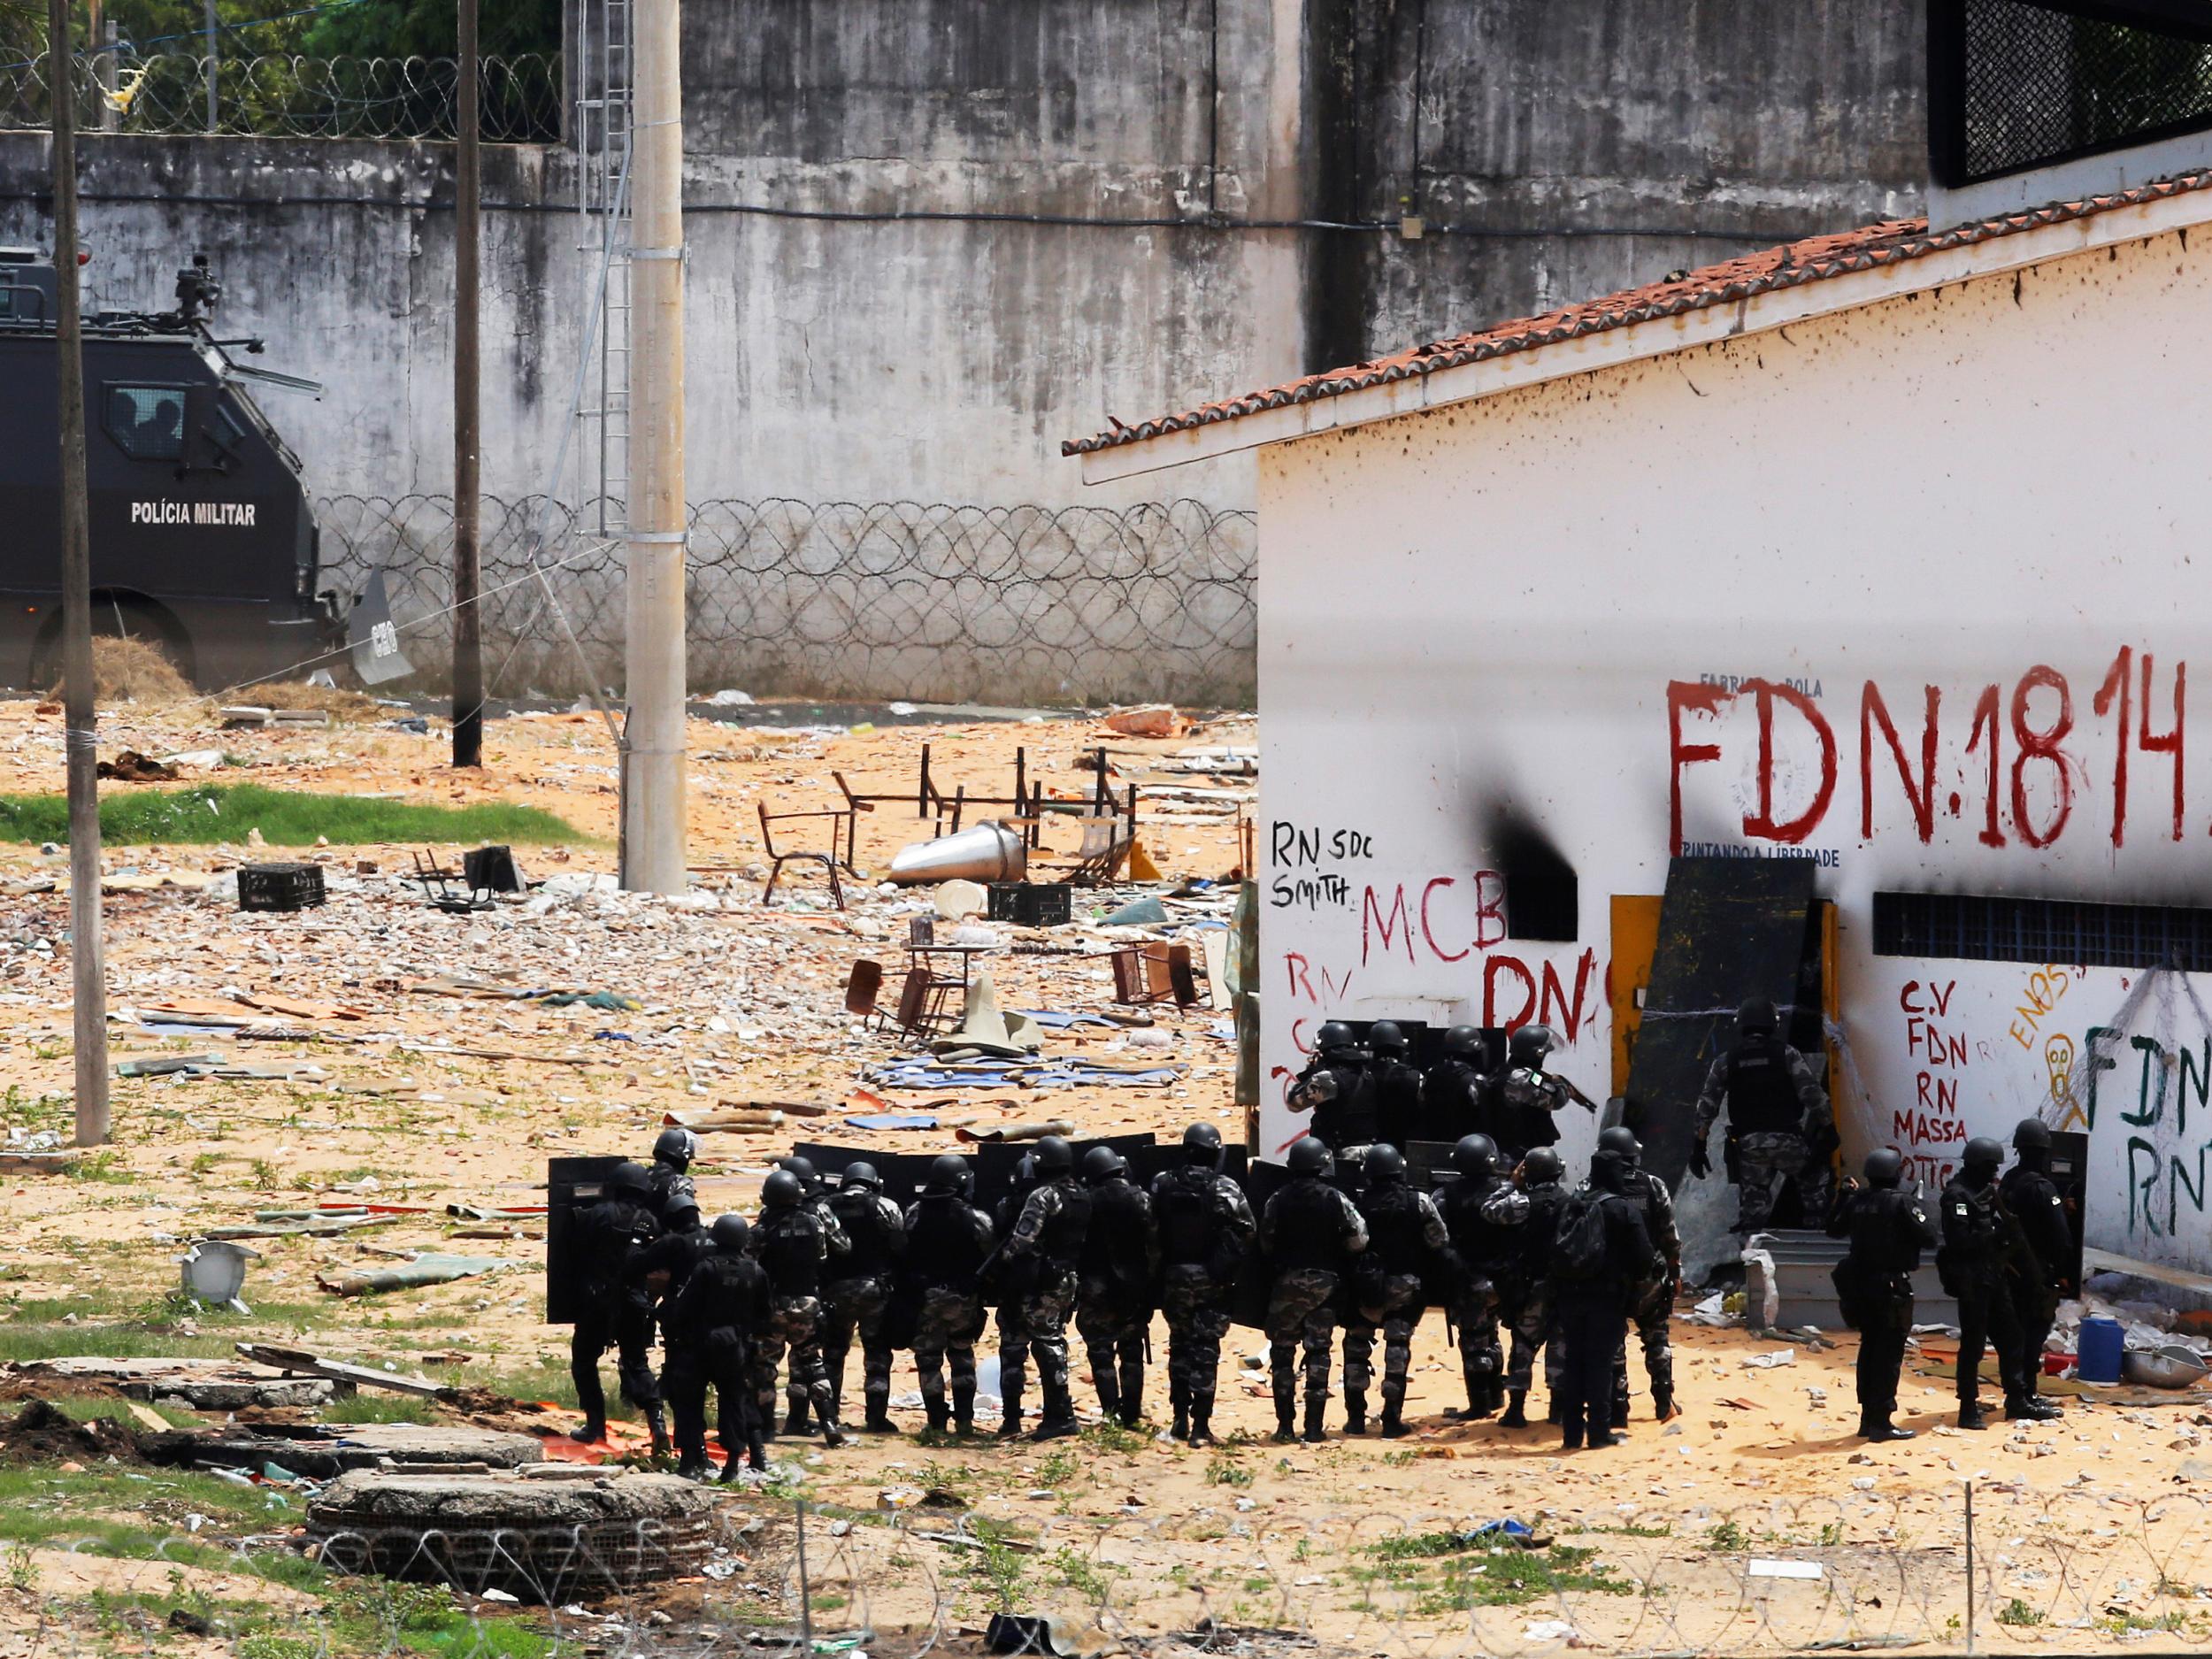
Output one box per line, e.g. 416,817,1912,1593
1363,1533,1633,1612
320,1393,438,1426
0,784,580,847
1996,1598,2045,1629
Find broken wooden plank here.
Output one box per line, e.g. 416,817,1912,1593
234,1342,446,1398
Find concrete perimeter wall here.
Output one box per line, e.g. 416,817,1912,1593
0,0,1925,701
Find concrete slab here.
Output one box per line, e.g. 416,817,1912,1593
16,1356,335,1409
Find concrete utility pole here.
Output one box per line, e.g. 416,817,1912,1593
618,0,687,892
450,0,483,769
202,0,217,134
49,0,111,1147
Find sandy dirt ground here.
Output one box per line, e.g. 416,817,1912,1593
0,695,2208,1655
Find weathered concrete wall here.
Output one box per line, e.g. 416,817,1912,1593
0,0,1926,697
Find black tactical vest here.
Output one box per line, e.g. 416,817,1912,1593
907,1196,988,1288
1035,1179,1093,1263
1724,1038,1802,1133
756,1209,825,1297
829,1189,895,1279
1358,1183,1430,1276
1081,1180,1150,1280
1268,1179,1353,1271
1153,1167,1221,1266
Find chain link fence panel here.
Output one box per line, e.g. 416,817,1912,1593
0,51,561,142
313,494,1260,707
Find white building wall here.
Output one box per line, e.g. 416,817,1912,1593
1255,219,2212,1277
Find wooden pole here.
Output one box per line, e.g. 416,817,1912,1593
618,0,687,891
50,0,110,1148
451,0,484,769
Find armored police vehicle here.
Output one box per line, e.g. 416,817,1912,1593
0,248,342,689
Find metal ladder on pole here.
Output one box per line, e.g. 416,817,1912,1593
574,0,634,538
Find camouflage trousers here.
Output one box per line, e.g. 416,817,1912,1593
1450,1275,1504,1390
1342,1273,1425,1407
1610,1278,1676,1413
754,1294,834,1425
1266,1268,1340,1402
912,1286,984,1417
1502,1282,1563,1395
1737,1131,1832,1232
1075,1290,1148,1414
998,1266,1077,1404
1160,1264,1233,1400
821,1274,894,1422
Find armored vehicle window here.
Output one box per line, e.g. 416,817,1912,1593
103,386,188,462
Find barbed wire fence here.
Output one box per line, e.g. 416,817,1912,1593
20,1485,2212,1658
314,494,1260,707
0,51,561,142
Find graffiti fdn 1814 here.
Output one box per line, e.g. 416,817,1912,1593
130,500,257,526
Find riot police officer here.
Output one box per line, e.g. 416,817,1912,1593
903,1155,995,1436
1434,1134,1510,1418
1365,1022,1426,1151
1938,1137,2055,1428
988,1151,1041,1435
649,1125,700,1210
664,1213,772,1479
1288,1021,1380,1152
1496,1147,1570,1427
2001,1119,2075,1414
1482,1025,1595,1164
1150,1121,1256,1445
629,1190,717,1422
1260,1136,1369,1443
1076,1145,1155,1428
1347,1142,1454,1437
1420,1025,1489,1143
823,1161,907,1433
999,1134,1092,1440
1692,997,1834,1231
748,1168,848,1447
1547,1145,1658,1451
566,1160,667,1454
1602,1126,1681,1425
1828,1148,1937,1441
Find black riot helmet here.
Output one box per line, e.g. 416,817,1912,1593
1520,1147,1564,1186
1509,1024,1555,1068
924,1154,971,1196
1452,1134,1498,1179
2013,1118,2053,1154
1315,1020,1358,1056
841,1161,882,1192
1363,1142,1406,1184
1182,1121,1224,1167
662,1191,703,1229
762,1169,805,1210
1034,1135,1075,1177
652,1125,698,1170
1737,997,1780,1040
778,1155,821,1194
710,1213,750,1250
1082,1145,1129,1184
1597,1125,1643,1165
1863,1148,1905,1189
1368,1020,1408,1058
1442,1024,1484,1061
1962,1137,2005,1185
1286,1136,1333,1178
608,1161,652,1196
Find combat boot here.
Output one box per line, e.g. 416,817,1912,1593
1118,1381,1143,1430
2006,1393,2062,1422
782,1402,810,1438
645,1406,672,1462
1271,1380,1297,1444
997,1388,1025,1440
1092,1372,1122,1425
1171,1379,1190,1442
1033,1385,1079,1440
1499,1390,1529,1429
1859,1414,1915,1442
1343,1390,1368,1436
677,1456,710,1482
570,1416,607,1445
1379,1400,1409,1439
1301,1395,1328,1443
819,1415,847,1449
1652,1387,1681,1423
925,1398,952,1435
952,1383,977,1436
1187,1392,1217,1446
1957,1400,1990,1431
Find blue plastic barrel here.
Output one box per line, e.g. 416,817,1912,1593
2078,1315,2124,1385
